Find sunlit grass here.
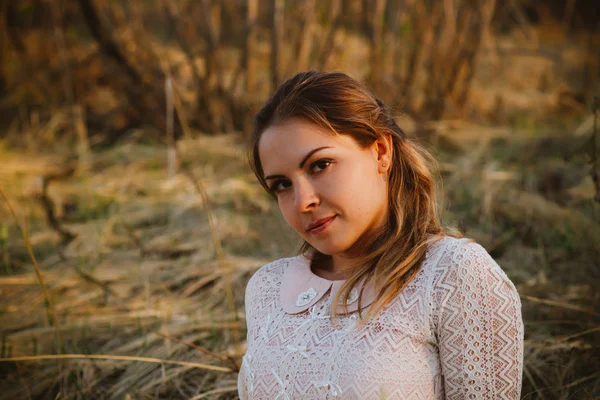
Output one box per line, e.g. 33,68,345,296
0,122,598,398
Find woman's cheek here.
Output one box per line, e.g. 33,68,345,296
279,199,303,236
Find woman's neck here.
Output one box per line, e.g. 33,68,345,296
310,255,355,281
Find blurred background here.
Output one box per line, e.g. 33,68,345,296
0,0,599,398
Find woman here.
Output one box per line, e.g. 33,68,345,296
238,71,523,399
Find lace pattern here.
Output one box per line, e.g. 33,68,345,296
238,237,524,399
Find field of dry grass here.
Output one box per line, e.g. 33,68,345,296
0,115,598,399
1,1,599,397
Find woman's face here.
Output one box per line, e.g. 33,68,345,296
258,118,391,258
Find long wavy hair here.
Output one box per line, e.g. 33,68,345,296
249,71,460,319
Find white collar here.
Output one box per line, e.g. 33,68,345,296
280,254,377,315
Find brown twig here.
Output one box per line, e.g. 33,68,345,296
522,295,600,317
39,165,77,244
55,248,130,311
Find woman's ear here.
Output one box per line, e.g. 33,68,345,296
374,134,393,173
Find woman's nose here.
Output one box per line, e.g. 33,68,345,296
294,179,319,212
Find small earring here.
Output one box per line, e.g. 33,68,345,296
381,163,386,167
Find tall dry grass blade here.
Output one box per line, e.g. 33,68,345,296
558,326,600,342
523,364,546,400
522,370,600,396
154,57,243,358
563,371,600,389
0,189,57,330
158,72,242,356
0,354,233,372
0,187,67,395
590,96,600,203
1,222,10,274
167,74,193,140
74,105,90,174
177,162,241,351
165,76,176,181
522,295,600,317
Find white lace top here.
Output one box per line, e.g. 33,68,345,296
238,236,524,399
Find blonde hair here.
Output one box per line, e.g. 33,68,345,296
249,71,460,320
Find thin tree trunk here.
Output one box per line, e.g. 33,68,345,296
78,0,142,85
270,0,284,92
441,7,476,98
245,0,258,92
455,0,496,109
296,0,317,72
369,0,387,90
51,0,74,104
163,1,202,89
78,0,167,133
422,1,445,110
562,0,577,32
317,0,342,70
211,1,221,44
0,2,5,96
201,0,232,131
401,3,426,103
202,0,218,93
391,0,407,109
383,0,399,85
163,0,215,132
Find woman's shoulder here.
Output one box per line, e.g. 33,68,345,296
243,255,304,320
424,235,520,307
419,234,470,276
428,235,511,278
245,255,299,293
424,235,501,270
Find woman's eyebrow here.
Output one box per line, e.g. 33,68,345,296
264,146,331,180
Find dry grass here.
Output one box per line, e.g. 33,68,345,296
2,2,598,397
0,119,599,399
0,132,296,399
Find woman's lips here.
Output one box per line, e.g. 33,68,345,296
307,215,337,234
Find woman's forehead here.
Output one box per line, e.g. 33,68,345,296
260,118,335,146
258,119,357,171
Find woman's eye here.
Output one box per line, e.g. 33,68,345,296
270,180,291,194
310,159,332,173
